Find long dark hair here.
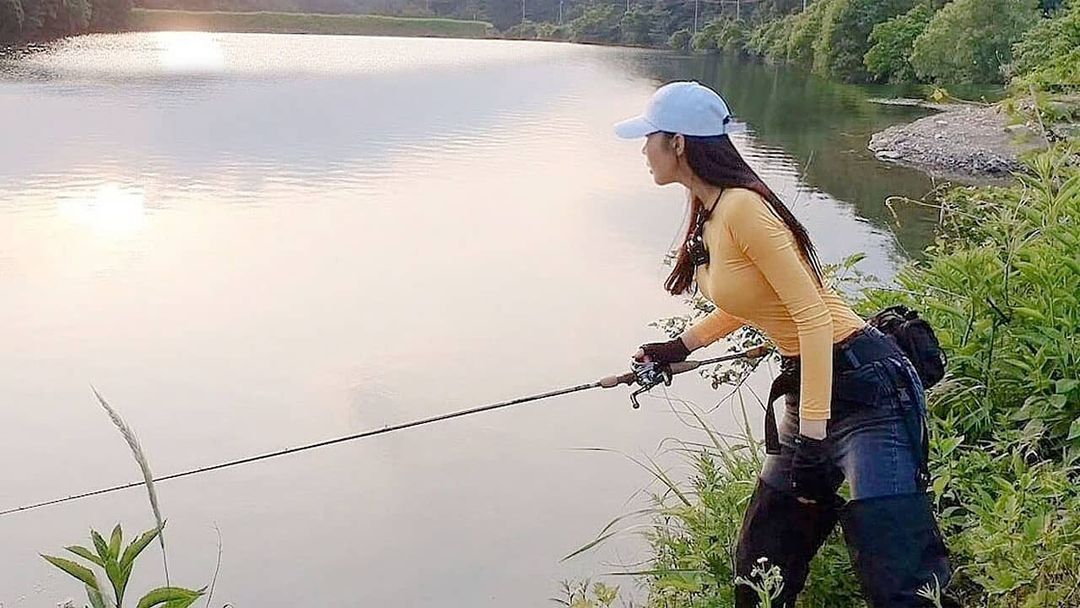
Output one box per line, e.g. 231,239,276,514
664,133,824,296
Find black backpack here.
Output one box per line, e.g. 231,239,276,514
868,305,947,389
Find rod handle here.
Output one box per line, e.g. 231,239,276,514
599,371,636,388
668,360,702,375
745,344,771,359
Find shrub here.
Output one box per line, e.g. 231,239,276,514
668,26,691,51
783,0,827,68
504,17,538,38
911,0,1040,83
1010,0,1080,92
864,3,934,83
569,3,620,43
812,0,917,82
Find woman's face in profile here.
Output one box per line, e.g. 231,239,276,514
642,132,682,186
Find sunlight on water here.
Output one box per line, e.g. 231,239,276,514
154,31,226,73
56,183,148,236
0,32,577,81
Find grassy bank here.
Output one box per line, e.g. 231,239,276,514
128,8,494,38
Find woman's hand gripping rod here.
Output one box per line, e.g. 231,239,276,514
600,344,772,409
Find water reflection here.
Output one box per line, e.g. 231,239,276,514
155,31,226,73
618,52,941,256
56,183,148,236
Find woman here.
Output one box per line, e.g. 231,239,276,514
615,81,953,607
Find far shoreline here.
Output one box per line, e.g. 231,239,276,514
5,16,1024,182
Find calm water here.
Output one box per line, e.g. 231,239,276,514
0,33,936,606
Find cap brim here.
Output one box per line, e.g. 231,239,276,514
613,116,658,139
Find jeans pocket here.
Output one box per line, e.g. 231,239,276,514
832,361,888,411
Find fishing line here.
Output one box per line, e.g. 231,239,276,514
0,345,769,518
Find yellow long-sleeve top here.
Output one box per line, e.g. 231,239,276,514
686,187,866,420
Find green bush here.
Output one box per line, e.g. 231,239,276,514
691,18,739,53
667,26,691,51
927,429,1080,606
782,0,827,69
746,17,789,59
812,0,917,82
864,3,934,83
714,18,747,53
863,146,1080,452
568,3,619,43
619,6,659,46
535,20,570,40
911,0,1040,83
1,0,134,42
0,0,25,41
504,18,538,38
1010,0,1080,92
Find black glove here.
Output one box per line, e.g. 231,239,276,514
634,337,690,364
791,434,842,503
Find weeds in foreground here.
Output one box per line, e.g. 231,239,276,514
44,391,231,608
42,524,203,608
734,558,785,608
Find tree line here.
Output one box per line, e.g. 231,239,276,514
4,0,1076,90
1,0,131,42
506,0,1074,86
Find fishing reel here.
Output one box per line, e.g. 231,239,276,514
628,359,674,409
595,345,771,411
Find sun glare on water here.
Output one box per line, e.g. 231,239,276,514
155,31,225,72
57,183,148,236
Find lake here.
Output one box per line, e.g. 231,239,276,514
0,32,936,606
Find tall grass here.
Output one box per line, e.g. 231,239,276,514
91,388,170,584
42,391,220,607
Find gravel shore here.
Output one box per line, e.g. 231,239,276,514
868,103,1046,181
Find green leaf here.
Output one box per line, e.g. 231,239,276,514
41,555,99,591
92,531,110,563
109,525,122,560
105,559,125,605
135,587,204,608
1013,307,1047,322
1056,379,1079,394
939,436,964,457
65,545,105,568
87,586,107,608
1049,394,1068,409
932,474,950,497
1068,418,1080,441
120,526,162,573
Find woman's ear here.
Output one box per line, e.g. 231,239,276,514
671,134,685,156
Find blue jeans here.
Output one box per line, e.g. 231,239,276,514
760,326,929,500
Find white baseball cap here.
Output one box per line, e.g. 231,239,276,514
614,81,736,139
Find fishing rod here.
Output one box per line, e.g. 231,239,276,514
0,344,771,518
